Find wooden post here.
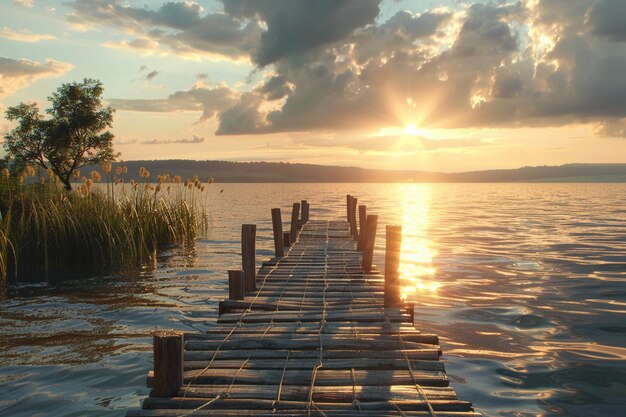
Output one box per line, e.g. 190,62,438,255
228,270,245,300
350,196,358,240
283,231,291,247
385,225,402,307
153,330,183,398
346,195,352,223
290,202,301,243
361,214,378,273
356,204,367,251
300,200,307,226
302,201,310,223
271,208,284,258
241,224,256,293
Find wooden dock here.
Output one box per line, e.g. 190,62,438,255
127,197,480,417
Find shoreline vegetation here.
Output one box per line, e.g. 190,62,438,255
0,163,210,287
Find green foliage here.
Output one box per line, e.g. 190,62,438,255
0,168,209,285
4,79,118,190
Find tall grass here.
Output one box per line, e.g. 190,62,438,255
0,165,210,285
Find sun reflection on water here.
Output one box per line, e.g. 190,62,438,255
398,185,441,299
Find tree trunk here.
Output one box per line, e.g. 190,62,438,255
61,176,72,191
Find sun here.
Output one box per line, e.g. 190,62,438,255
404,124,425,136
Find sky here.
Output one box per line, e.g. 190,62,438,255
1,0,625,172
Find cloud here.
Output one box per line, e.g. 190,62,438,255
102,38,160,54
13,0,34,8
212,1,626,136
66,0,262,60
0,56,73,99
0,28,56,42
89,0,626,138
593,118,626,137
141,134,206,144
223,0,382,66
145,70,159,81
586,0,626,42
108,84,238,124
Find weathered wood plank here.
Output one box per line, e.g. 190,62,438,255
148,368,448,387
142,398,474,412
183,358,445,371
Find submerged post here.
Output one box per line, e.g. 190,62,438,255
271,208,285,258
153,330,183,398
241,224,256,293
361,214,378,273
290,202,301,243
385,225,403,307
228,270,245,300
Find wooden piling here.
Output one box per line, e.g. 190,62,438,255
301,200,309,223
385,225,403,307
361,214,378,273
228,270,245,300
152,330,183,398
283,231,291,247
357,204,367,251
271,208,285,258
350,196,358,240
290,202,301,243
241,224,256,293
346,195,352,223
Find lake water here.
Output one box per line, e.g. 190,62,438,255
1,183,625,417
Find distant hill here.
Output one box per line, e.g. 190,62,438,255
80,160,626,183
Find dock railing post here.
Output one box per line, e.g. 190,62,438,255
361,214,378,273
283,232,291,247
271,208,285,258
302,200,309,223
228,270,245,300
290,202,301,243
350,197,358,240
346,195,352,224
385,225,403,307
241,224,256,293
153,330,183,398
357,204,367,251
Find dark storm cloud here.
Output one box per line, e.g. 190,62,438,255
258,75,291,100
382,10,453,39
586,0,626,42
222,0,381,66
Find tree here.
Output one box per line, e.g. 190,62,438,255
3,78,118,190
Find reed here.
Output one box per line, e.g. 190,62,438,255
0,165,210,284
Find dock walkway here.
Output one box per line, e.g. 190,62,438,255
127,201,479,416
